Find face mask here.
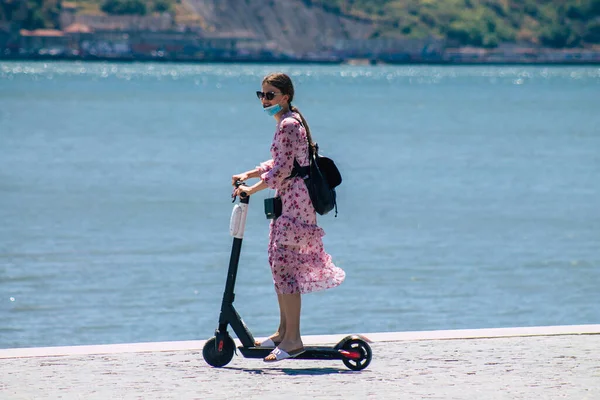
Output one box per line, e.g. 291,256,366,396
263,104,282,117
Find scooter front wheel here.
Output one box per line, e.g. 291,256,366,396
203,336,235,367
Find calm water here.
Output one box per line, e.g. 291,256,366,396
1,62,599,349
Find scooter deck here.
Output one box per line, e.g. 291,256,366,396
238,345,345,360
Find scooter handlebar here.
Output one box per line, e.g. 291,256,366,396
232,180,249,201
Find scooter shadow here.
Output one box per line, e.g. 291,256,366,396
225,366,354,376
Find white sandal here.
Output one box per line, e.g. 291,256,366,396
255,338,280,347
263,346,305,362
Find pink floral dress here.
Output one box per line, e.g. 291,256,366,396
258,111,345,295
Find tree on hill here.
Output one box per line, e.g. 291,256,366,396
100,0,147,15
99,0,175,15
323,0,600,47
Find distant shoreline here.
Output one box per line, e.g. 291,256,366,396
2,54,600,66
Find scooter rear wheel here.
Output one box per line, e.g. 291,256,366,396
341,338,372,371
203,336,235,367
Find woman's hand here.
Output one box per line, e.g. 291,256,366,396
233,184,253,198
232,173,249,186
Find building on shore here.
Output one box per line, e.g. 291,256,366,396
19,29,69,57
330,37,446,63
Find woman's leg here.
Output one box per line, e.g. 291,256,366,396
270,294,287,341
256,293,286,345
284,293,302,344
276,293,286,338
266,293,303,357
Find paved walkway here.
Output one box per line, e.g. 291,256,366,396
1,325,599,400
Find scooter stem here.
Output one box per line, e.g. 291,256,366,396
216,185,256,347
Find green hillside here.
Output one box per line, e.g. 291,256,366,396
322,0,600,47
4,0,600,48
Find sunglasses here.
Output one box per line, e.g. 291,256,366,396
256,91,282,101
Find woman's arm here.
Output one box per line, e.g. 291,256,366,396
245,167,262,179
260,119,300,189
231,167,261,186
233,178,268,198
232,159,275,185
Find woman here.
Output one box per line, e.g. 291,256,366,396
232,72,345,362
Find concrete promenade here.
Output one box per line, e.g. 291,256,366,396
1,325,599,400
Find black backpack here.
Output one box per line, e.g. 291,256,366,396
289,143,342,217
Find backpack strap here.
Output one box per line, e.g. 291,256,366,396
286,115,311,180
288,159,310,180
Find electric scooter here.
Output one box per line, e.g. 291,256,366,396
202,181,372,371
